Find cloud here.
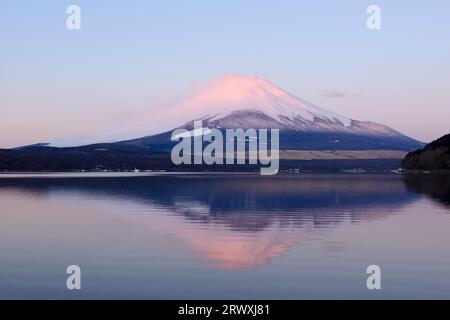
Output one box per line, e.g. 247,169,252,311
321,90,357,98
323,90,345,98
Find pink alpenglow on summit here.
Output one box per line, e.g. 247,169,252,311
169,74,352,126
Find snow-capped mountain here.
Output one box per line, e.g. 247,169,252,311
2,74,425,172
46,74,421,150
161,73,353,128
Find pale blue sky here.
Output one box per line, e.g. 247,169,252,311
1,0,449,147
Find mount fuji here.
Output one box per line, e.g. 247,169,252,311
47,74,422,150
1,74,424,172
88,75,423,151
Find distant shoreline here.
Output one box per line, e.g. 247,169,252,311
0,171,263,179
403,169,450,174
1,169,449,179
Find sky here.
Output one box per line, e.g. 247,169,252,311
1,0,449,148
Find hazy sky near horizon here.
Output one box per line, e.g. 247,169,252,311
1,0,449,148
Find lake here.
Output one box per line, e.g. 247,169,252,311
0,173,449,299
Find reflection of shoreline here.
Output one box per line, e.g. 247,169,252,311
0,175,421,269
403,174,450,207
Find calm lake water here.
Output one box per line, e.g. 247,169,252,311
0,173,449,299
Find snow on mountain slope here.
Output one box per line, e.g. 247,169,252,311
47,74,415,147
171,74,352,126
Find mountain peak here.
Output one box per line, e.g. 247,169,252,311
191,74,296,110
202,74,283,97
175,73,352,128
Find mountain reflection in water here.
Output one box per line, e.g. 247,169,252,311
0,174,424,270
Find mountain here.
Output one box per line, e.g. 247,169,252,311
108,74,422,152
402,133,450,170
1,74,425,172
47,74,423,151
